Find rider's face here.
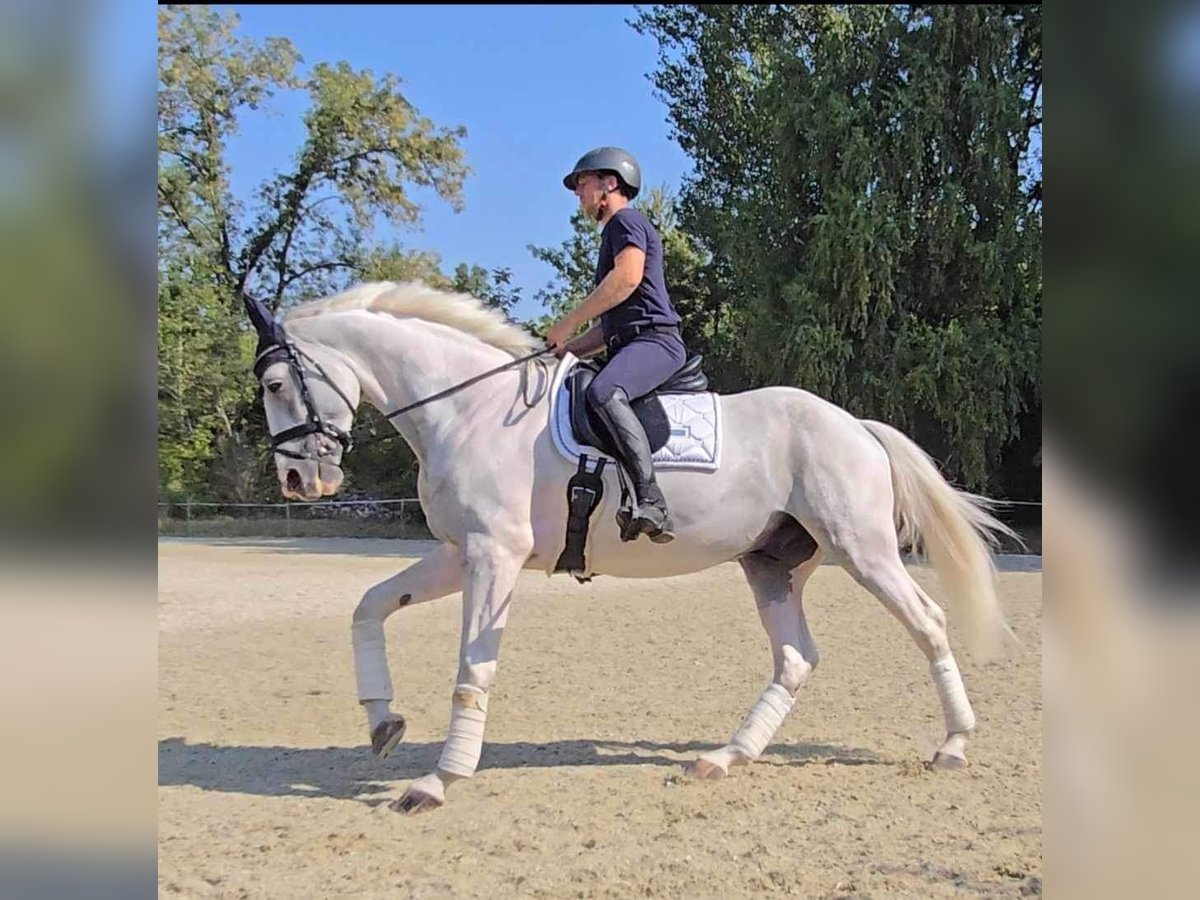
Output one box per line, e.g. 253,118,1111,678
574,172,612,219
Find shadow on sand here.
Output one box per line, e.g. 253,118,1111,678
158,736,886,804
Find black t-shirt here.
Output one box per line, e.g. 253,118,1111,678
594,207,681,342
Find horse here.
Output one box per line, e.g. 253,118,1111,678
243,280,1017,815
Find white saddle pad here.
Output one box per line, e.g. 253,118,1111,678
548,353,722,471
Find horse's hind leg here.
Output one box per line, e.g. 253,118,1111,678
837,528,977,768
688,551,823,780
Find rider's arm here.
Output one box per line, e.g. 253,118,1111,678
565,323,606,358
560,246,646,332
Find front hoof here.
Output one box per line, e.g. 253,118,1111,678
685,758,728,781
928,732,969,770
389,773,445,815
928,750,968,771
370,715,407,759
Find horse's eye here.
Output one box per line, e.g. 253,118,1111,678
266,380,283,394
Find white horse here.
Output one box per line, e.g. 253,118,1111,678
247,280,1016,814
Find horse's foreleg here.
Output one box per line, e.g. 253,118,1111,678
689,552,823,780
351,543,464,757
393,532,528,814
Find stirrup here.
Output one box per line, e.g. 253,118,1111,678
648,515,675,544
644,505,675,544
615,501,675,544
638,482,675,544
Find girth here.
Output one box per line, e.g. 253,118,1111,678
553,454,609,580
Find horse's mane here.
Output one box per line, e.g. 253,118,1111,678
283,280,542,356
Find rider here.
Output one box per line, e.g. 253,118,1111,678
546,146,687,544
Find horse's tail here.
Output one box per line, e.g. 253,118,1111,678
859,419,1019,658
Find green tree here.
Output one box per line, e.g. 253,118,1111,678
157,6,474,500
157,255,260,497
631,4,1042,494
158,5,469,306
450,264,524,320
527,208,602,330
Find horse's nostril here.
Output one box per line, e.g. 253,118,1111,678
286,469,302,492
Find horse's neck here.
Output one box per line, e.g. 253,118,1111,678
292,311,521,464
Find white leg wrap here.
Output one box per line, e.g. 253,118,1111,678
351,620,393,701
931,653,976,733
729,683,796,760
437,685,489,778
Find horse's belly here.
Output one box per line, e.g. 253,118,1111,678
561,489,780,578
585,532,744,578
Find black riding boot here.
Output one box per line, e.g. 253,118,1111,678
592,388,675,543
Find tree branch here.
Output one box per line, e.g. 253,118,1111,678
238,169,314,299
280,260,357,292
273,224,298,305
157,183,209,251
219,218,234,283
329,146,398,169
298,194,342,219
159,146,209,176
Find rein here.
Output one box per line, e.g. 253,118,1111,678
377,346,552,424
347,345,553,454
269,339,555,461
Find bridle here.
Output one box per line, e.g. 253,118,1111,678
244,293,553,464
253,337,359,462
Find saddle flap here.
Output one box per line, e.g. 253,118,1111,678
550,353,722,475
565,363,607,450
565,363,672,456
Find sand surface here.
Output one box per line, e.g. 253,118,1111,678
159,538,1042,898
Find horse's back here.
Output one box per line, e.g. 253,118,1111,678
716,383,893,499
717,383,871,443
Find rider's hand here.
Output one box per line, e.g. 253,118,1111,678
545,319,575,358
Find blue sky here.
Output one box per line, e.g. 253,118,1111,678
222,4,693,323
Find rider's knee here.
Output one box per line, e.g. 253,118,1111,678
586,380,626,410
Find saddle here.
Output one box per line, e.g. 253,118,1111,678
554,354,710,581
564,354,710,456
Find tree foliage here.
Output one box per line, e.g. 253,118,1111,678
157,5,1042,507
157,6,499,500
630,4,1042,492
158,5,470,306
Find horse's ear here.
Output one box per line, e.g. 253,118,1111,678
243,292,280,343
243,292,289,377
